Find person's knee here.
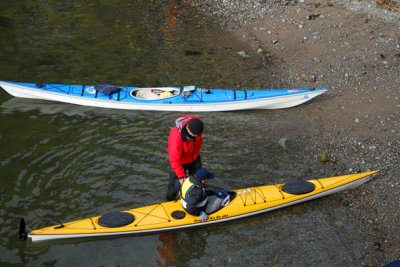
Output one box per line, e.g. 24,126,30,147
166,189,176,201
166,182,181,201
166,194,175,201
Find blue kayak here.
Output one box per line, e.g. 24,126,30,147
0,81,327,112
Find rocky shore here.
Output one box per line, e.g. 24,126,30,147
185,0,399,265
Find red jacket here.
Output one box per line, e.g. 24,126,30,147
168,115,203,178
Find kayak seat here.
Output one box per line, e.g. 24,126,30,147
133,89,163,100
98,211,135,228
282,181,315,195
206,191,236,215
130,88,179,100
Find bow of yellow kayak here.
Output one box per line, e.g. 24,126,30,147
23,171,378,242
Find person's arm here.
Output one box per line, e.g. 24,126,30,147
168,129,185,178
185,188,204,216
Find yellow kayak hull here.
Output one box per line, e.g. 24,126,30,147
27,171,378,242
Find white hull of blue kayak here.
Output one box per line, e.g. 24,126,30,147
0,81,327,112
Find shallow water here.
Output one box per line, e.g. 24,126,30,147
0,1,364,266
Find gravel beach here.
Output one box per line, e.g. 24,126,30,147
185,0,399,265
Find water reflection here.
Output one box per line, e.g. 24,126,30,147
0,91,336,265
0,0,272,88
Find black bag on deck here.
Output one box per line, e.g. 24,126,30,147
94,83,121,99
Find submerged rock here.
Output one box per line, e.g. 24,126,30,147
0,16,12,27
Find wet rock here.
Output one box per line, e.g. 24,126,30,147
307,14,320,20
185,50,202,56
0,16,12,27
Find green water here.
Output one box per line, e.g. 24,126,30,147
0,0,272,87
0,1,363,266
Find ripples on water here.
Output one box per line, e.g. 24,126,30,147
0,98,334,265
0,96,338,266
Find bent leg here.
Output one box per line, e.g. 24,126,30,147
166,169,182,201
167,156,201,201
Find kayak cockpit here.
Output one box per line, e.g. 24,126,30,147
130,87,180,100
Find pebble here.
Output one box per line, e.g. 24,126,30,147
279,137,288,150
335,221,344,227
237,51,250,58
319,154,329,162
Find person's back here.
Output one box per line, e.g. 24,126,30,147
168,116,203,176
180,168,214,221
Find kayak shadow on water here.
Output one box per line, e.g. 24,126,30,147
0,97,177,118
0,97,93,116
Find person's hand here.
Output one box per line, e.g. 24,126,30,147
198,211,208,221
178,177,185,185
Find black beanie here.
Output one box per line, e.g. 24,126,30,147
188,118,204,135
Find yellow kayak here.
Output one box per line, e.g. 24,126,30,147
20,170,378,242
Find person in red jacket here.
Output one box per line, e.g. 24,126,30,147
167,115,204,201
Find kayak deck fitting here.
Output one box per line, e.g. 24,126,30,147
0,81,327,112
20,171,378,242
